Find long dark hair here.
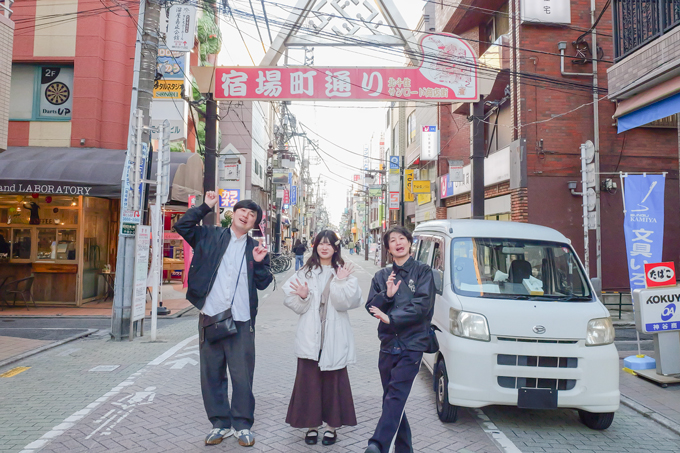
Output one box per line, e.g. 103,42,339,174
294,239,302,248
302,229,344,278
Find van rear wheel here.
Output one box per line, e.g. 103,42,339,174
435,360,459,423
577,410,614,430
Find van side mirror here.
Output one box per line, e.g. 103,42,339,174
590,277,602,299
433,269,444,295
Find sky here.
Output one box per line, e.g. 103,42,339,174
217,0,426,225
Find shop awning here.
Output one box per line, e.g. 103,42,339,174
0,147,203,202
617,92,680,133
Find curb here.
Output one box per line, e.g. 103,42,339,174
620,394,680,437
0,329,98,370
0,305,195,320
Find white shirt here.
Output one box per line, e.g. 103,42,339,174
202,229,250,321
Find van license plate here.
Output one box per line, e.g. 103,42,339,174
517,388,557,409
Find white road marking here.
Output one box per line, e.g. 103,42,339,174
165,357,198,369
471,408,522,453
19,334,199,453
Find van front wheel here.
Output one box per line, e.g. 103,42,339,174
577,410,614,430
435,360,459,423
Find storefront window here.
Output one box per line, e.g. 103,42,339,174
57,229,77,260
12,228,32,260
0,227,9,261
37,229,57,260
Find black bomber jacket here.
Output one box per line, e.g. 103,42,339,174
173,203,273,323
365,256,435,353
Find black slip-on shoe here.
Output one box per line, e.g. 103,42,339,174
305,429,318,445
321,430,337,446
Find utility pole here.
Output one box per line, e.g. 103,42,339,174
470,97,485,219
112,0,160,340
203,94,218,225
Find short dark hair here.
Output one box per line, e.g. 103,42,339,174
383,226,413,250
233,199,262,226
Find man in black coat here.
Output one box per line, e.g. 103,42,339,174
174,191,273,448
364,226,435,453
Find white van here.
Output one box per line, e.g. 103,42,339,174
412,220,619,430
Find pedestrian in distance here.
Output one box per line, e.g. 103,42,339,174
364,226,436,453
174,191,273,448
348,240,355,255
282,229,362,446
292,239,307,271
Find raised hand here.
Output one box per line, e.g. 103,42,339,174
386,271,401,298
253,245,268,263
336,262,355,280
204,191,219,208
369,306,390,324
289,279,309,299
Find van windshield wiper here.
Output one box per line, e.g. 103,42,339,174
553,295,593,302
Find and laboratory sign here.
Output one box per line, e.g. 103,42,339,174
213,34,478,102
633,286,680,334
0,183,92,195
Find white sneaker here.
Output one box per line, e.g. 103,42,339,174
204,427,234,445
235,429,255,447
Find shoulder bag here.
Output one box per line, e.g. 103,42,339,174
200,255,245,344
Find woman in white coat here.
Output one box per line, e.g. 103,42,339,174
283,229,362,446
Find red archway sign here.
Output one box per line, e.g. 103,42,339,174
209,34,479,103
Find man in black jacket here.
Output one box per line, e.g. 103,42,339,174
174,191,273,448
364,226,435,453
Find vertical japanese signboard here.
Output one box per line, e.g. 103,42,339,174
132,225,151,322
623,175,666,292
420,126,438,160
291,186,297,206
167,5,196,52
389,192,400,210
404,169,414,202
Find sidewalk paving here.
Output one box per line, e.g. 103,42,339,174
0,283,191,318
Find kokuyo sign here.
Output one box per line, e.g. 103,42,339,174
633,286,680,334
644,262,676,288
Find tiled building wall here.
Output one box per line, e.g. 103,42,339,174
0,14,14,151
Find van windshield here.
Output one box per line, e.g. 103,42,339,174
451,238,592,301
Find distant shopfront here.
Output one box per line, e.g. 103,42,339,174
0,147,203,306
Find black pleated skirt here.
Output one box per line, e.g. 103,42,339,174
285,358,358,428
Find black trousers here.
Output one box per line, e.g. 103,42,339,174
199,319,255,431
369,350,423,453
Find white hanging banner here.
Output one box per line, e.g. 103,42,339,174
420,125,439,161
167,5,196,52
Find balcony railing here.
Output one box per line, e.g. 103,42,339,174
613,0,680,61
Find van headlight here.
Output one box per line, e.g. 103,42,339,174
586,317,615,346
450,308,490,342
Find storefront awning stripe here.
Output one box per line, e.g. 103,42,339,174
618,91,680,133
0,147,203,201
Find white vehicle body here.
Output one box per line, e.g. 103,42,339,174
412,220,620,414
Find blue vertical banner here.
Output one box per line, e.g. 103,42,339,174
623,175,666,291
291,185,297,206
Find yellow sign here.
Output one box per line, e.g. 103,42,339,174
153,80,184,99
404,169,414,202
417,193,432,205
412,180,431,194
0,366,30,378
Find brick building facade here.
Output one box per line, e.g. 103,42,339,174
430,0,680,291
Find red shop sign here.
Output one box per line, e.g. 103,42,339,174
213,34,479,102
